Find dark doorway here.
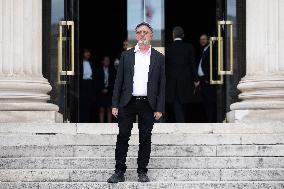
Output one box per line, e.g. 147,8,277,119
165,0,217,122
79,0,127,66
165,0,216,53
79,0,127,122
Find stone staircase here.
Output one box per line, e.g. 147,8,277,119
0,123,284,189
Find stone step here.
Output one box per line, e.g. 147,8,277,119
1,133,284,146
217,145,284,157
1,169,283,182
1,145,284,158
1,157,284,169
0,169,220,182
1,181,284,189
1,123,284,135
0,145,217,158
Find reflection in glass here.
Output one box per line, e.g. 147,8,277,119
226,0,236,111
49,0,65,114
127,0,164,47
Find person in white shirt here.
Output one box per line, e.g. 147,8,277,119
79,49,95,122
107,22,165,183
196,34,217,122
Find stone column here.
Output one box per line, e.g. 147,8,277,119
228,0,284,122
0,0,60,122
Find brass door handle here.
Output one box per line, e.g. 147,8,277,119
210,37,224,85
58,21,75,85
209,20,234,85
218,20,234,75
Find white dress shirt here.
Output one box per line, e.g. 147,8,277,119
132,44,151,96
83,60,92,80
103,67,109,88
198,45,210,77
174,37,182,41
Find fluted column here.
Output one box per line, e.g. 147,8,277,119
0,0,60,122
229,0,284,122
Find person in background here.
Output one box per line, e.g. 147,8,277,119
96,56,116,123
79,49,95,123
114,39,129,70
165,26,198,123
196,33,217,122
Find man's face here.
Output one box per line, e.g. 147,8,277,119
123,41,128,50
84,51,91,59
102,56,110,67
200,35,209,47
135,25,153,46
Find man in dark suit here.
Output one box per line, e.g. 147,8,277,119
107,22,165,183
165,26,198,123
79,49,95,123
196,34,217,122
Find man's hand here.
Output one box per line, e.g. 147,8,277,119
112,108,118,118
102,89,108,94
194,81,200,87
154,112,162,120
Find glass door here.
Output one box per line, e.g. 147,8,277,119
211,0,244,122
43,0,79,122
127,0,165,54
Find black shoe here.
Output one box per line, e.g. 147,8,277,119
138,172,150,182
107,172,125,183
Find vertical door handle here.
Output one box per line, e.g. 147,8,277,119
218,20,234,75
210,37,224,85
58,21,75,84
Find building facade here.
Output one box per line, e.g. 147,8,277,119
0,0,283,123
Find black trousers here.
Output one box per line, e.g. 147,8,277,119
173,97,186,123
115,96,154,174
200,77,217,123
79,80,93,123
165,98,186,123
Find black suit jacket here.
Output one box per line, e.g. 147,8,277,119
79,60,96,95
79,60,95,81
198,46,217,103
112,47,166,113
198,46,210,81
96,66,116,95
165,40,198,103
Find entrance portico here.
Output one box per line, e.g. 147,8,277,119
0,0,283,123
228,0,284,122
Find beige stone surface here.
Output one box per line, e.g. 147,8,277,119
228,109,284,123
0,111,62,123
229,0,284,122
0,0,59,122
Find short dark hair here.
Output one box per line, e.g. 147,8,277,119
83,48,91,53
200,33,210,39
135,22,153,33
173,26,184,38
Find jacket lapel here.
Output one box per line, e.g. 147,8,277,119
130,49,135,78
148,49,156,78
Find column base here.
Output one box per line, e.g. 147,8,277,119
0,111,63,123
227,109,284,123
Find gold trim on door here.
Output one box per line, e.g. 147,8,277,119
58,21,75,85
218,20,234,75
210,37,224,85
209,20,234,85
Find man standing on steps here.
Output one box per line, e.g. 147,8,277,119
107,22,166,183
